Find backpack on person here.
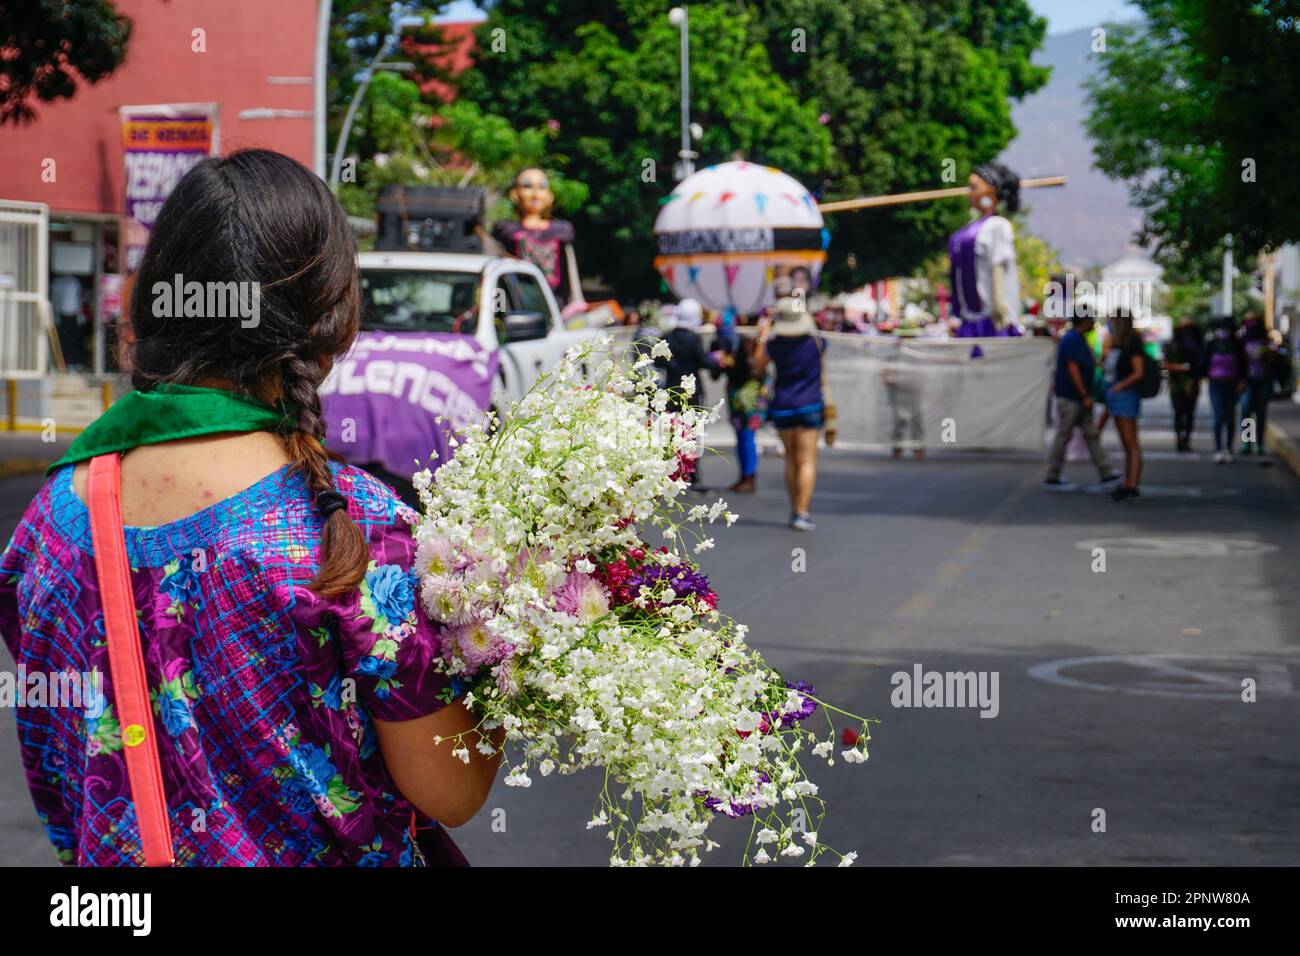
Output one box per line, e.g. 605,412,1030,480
1139,346,1162,398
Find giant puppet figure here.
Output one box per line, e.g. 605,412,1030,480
492,168,583,309
947,162,1023,339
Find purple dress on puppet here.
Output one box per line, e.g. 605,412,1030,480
492,219,576,306
491,168,582,309
947,215,1022,358
948,216,1022,335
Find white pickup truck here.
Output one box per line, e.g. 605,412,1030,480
356,250,603,409
323,249,622,497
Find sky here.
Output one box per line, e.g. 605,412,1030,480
1028,0,1139,34
437,1,1141,34
436,1,484,22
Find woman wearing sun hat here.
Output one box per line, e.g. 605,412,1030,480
751,277,824,531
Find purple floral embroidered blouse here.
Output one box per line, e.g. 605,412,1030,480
0,462,460,866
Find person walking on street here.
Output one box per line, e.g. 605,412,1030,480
712,321,762,493
1162,317,1205,452
1201,316,1248,463
1239,312,1275,458
655,298,724,491
751,278,824,531
655,299,720,411
884,337,926,460
1102,308,1146,502
1043,313,1122,491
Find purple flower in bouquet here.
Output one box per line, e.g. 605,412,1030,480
776,680,819,728
749,681,818,734
628,562,713,604
491,657,522,698
702,772,771,817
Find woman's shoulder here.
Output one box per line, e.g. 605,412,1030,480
331,463,418,535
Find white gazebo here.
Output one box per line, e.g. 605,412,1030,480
1101,253,1164,318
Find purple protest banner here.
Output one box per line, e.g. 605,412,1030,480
320,331,498,479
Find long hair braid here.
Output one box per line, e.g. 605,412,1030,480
280,351,368,597
128,148,368,597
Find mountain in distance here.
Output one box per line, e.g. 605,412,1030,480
1000,25,1146,270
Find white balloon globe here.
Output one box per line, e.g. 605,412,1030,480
653,160,828,315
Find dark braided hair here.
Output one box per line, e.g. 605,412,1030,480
126,148,367,597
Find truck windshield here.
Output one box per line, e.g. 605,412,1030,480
359,269,480,333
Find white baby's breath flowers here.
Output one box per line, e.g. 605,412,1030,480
412,339,873,866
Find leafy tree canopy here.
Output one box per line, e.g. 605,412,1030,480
335,75,586,244
0,0,132,125
462,0,1047,297
754,0,1049,289
1085,0,1300,282
460,1,832,296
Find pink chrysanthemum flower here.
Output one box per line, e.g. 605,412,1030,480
416,535,458,577
552,571,611,624
421,574,473,625
446,618,509,669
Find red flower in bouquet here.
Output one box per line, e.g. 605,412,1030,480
669,449,696,483
596,558,635,605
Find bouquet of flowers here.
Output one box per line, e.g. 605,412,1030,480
412,337,874,866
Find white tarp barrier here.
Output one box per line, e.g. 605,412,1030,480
814,333,1054,451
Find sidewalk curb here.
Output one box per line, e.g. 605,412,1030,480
1266,420,1300,479
0,459,54,480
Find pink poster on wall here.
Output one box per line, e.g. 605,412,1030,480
119,103,219,272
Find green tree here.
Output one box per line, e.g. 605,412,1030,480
463,0,1047,296
461,1,831,298
753,0,1049,289
336,78,585,244
0,0,132,125
327,2,454,146
1084,0,1300,283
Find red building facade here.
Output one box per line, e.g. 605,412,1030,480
0,0,319,374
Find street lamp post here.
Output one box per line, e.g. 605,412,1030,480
1222,233,1234,318
314,0,332,178
668,7,695,181
330,40,413,186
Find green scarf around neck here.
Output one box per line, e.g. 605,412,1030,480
49,383,296,475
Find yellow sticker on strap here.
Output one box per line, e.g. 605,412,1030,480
123,724,147,747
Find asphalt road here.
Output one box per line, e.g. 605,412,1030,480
2,400,1298,866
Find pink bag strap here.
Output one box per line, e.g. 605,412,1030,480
87,453,175,867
